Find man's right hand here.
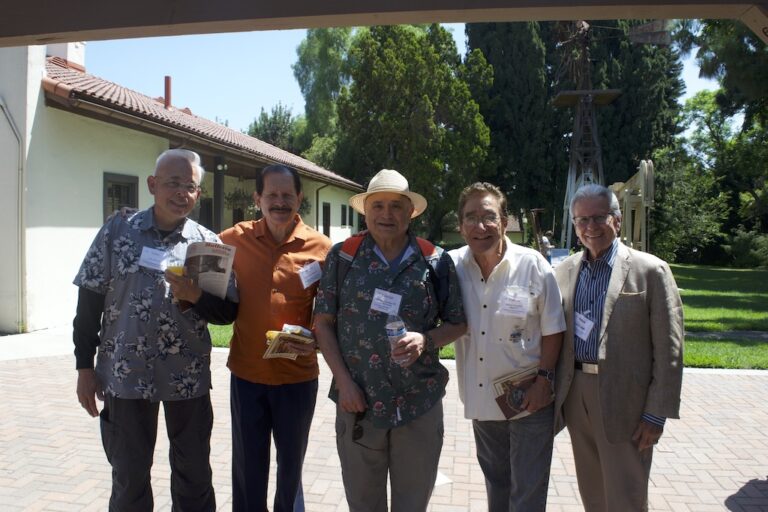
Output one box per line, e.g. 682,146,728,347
336,377,367,413
76,368,104,417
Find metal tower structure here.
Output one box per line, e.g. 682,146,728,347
552,21,620,249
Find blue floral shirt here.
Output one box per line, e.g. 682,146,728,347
314,233,465,428
73,208,237,402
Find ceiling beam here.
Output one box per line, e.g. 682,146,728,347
2,1,767,47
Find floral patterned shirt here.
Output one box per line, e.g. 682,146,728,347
73,208,238,402
314,233,466,428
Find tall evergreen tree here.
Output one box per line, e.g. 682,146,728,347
466,22,558,228
334,24,490,241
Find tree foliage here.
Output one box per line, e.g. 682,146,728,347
293,28,352,145
466,22,560,227
675,19,768,126
246,102,301,154
334,25,490,240
650,144,728,263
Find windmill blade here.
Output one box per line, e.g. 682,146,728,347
629,20,672,45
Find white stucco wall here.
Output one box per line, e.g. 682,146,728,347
304,181,359,244
24,104,167,331
0,46,30,333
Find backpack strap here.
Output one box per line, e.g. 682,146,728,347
337,231,368,293
336,232,449,311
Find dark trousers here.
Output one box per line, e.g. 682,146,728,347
230,374,318,512
99,393,215,512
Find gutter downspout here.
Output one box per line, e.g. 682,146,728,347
315,184,329,233
0,95,26,333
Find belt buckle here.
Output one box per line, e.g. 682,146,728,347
581,362,599,375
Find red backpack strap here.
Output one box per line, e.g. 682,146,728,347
415,237,438,259
340,230,368,262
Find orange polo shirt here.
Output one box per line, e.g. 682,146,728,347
220,216,331,385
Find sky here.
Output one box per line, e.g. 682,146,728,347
84,24,717,134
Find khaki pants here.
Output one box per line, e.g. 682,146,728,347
564,371,653,512
335,401,444,512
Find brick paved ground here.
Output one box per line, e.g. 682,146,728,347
1,351,766,511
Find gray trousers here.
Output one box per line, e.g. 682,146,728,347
335,401,444,512
472,405,555,512
99,393,215,512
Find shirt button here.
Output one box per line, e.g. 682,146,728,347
483,304,487,308
481,331,485,335
479,383,483,387
479,357,484,362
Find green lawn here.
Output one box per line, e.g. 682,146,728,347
210,264,768,369
671,264,768,332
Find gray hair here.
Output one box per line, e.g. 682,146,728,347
154,149,206,183
569,184,621,219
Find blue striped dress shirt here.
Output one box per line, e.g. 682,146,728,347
573,239,665,427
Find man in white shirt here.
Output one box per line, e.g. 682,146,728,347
449,182,565,511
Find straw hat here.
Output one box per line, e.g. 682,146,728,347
348,169,428,218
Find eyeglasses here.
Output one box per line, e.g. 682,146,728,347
463,213,501,226
160,180,200,194
352,411,365,441
572,214,612,227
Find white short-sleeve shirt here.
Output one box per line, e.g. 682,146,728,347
449,238,566,420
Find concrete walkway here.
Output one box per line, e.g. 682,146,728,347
1,328,766,511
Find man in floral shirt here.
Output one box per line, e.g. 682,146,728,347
72,149,238,511
314,169,466,511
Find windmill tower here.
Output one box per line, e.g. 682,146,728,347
552,21,620,249
554,20,671,249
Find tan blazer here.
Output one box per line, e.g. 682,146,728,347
553,243,684,443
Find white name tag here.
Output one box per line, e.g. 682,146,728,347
499,292,529,318
298,261,322,289
575,311,595,340
139,246,167,271
370,288,402,316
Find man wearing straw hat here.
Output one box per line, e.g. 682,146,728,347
314,169,467,512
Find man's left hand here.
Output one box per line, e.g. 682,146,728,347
632,420,664,452
285,340,318,356
391,332,427,368
522,376,554,412
165,270,203,304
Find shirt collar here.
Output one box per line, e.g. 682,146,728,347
581,238,619,269
253,214,307,244
137,208,194,239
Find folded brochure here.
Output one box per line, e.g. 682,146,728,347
264,324,315,360
493,366,537,420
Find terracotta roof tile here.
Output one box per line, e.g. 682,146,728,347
44,58,361,190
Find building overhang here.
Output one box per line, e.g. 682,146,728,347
1,2,767,47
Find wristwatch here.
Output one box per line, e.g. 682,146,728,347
537,368,555,382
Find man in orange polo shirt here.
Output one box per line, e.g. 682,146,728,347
220,164,331,512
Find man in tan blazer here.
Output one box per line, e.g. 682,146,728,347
553,184,684,512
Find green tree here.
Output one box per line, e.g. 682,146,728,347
587,20,685,185
466,22,561,229
675,19,768,127
246,102,300,153
650,144,728,262
293,28,352,147
334,24,490,241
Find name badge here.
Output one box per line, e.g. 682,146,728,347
370,288,402,316
139,246,167,271
575,311,595,340
298,261,322,289
499,292,529,318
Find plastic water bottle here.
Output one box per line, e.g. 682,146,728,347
386,314,408,365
